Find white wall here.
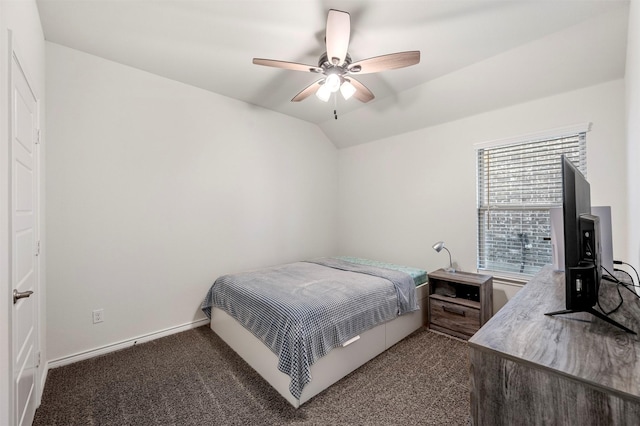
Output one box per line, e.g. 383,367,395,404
338,80,627,310
627,0,640,272
45,43,338,362
0,0,46,423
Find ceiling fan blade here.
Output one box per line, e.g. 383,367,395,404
348,51,421,74
291,79,324,102
345,77,374,103
325,9,350,66
253,58,321,73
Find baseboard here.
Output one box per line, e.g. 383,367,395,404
47,318,210,370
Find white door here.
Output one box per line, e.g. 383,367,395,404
11,46,40,426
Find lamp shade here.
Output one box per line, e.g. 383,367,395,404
432,241,445,253
432,240,455,272
325,74,341,92
340,80,356,100
316,84,331,102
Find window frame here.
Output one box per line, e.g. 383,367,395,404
475,123,590,278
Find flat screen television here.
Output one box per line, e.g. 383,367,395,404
562,154,599,309
545,155,634,334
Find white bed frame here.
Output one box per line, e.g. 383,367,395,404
210,282,428,408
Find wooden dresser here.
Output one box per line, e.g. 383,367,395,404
468,265,640,425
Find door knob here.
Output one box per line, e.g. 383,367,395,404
13,289,33,304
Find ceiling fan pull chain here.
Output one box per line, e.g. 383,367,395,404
334,94,338,119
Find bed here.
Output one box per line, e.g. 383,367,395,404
201,257,429,408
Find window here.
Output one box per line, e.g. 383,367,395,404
476,128,587,276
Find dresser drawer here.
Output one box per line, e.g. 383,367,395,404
430,298,481,337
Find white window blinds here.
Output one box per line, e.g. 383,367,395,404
477,132,587,276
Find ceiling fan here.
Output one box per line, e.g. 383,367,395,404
252,9,420,103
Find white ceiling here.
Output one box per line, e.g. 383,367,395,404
36,0,630,148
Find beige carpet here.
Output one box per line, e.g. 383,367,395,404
33,325,470,425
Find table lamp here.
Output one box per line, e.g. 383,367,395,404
432,241,455,272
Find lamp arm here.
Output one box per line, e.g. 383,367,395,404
443,247,452,269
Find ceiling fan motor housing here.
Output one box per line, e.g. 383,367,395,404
317,52,353,74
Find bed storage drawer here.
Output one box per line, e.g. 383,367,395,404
429,298,480,337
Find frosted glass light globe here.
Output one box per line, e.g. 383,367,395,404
325,74,341,93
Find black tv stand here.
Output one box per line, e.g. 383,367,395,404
545,307,636,334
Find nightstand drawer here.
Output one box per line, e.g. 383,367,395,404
430,299,480,336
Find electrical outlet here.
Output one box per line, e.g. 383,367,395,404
92,309,104,324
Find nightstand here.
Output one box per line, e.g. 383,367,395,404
427,269,493,340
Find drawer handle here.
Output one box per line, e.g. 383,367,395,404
442,305,466,316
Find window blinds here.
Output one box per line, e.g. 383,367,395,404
477,133,586,276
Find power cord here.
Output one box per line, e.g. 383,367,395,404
598,264,624,315
614,268,636,287
614,260,640,287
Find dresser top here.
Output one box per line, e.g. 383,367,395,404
469,265,640,400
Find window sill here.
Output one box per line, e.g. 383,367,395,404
477,269,529,287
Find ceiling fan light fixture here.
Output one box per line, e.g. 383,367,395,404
252,10,420,104
325,73,341,92
316,83,331,102
340,80,356,100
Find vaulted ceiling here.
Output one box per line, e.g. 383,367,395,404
37,0,629,148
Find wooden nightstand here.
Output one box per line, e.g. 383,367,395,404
427,269,493,340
